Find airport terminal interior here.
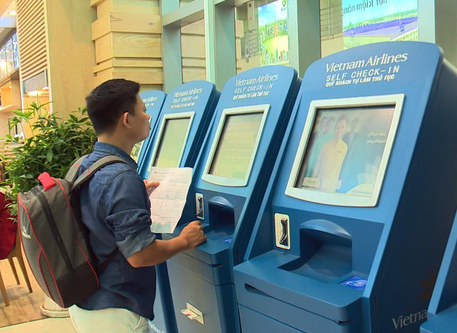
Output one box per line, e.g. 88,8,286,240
1,0,457,333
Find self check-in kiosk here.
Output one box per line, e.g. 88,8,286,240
139,81,219,333
135,90,166,170
138,80,219,179
162,66,300,333
233,42,457,333
420,216,457,333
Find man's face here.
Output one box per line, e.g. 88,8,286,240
130,94,150,143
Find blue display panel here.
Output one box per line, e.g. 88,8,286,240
141,81,219,333
163,65,300,333
234,42,457,333
134,90,166,169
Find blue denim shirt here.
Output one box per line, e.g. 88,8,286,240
77,142,156,320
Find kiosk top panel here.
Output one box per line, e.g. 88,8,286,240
275,41,442,222
138,80,219,178
195,65,299,194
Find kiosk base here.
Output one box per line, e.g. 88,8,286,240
240,306,302,333
421,306,457,333
167,260,240,333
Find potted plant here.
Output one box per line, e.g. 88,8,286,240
2,101,97,214
1,101,97,316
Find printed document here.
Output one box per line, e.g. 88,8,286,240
148,167,193,233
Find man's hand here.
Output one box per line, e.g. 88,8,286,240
127,220,207,268
179,221,207,249
144,180,160,194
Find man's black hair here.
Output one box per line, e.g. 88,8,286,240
86,79,140,135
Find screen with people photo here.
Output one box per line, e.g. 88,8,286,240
286,95,404,206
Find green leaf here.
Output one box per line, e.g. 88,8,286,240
4,101,96,213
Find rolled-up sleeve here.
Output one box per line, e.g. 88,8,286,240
104,170,156,258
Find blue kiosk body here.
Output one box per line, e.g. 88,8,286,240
135,90,166,169
233,42,457,333
420,215,457,333
162,66,300,333
140,81,219,333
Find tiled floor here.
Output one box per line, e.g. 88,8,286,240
0,318,77,333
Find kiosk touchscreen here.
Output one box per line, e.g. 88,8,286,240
233,41,457,333
162,66,300,333
150,114,194,167
133,90,166,168
139,81,219,333
421,216,457,333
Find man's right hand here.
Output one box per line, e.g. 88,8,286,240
179,221,207,249
127,221,207,268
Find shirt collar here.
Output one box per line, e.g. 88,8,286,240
94,142,138,169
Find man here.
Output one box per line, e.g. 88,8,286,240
69,79,206,332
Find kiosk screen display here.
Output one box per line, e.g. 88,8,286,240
203,105,270,186
150,114,193,169
286,95,404,207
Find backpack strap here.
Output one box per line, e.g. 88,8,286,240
71,155,128,270
72,155,128,191
65,155,88,183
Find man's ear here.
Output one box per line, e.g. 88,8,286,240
122,111,132,129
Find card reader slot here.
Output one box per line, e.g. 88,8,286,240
280,219,353,282
300,220,352,247
208,196,235,235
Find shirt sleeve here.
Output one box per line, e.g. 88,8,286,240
103,169,156,258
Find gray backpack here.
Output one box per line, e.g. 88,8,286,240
17,155,126,308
